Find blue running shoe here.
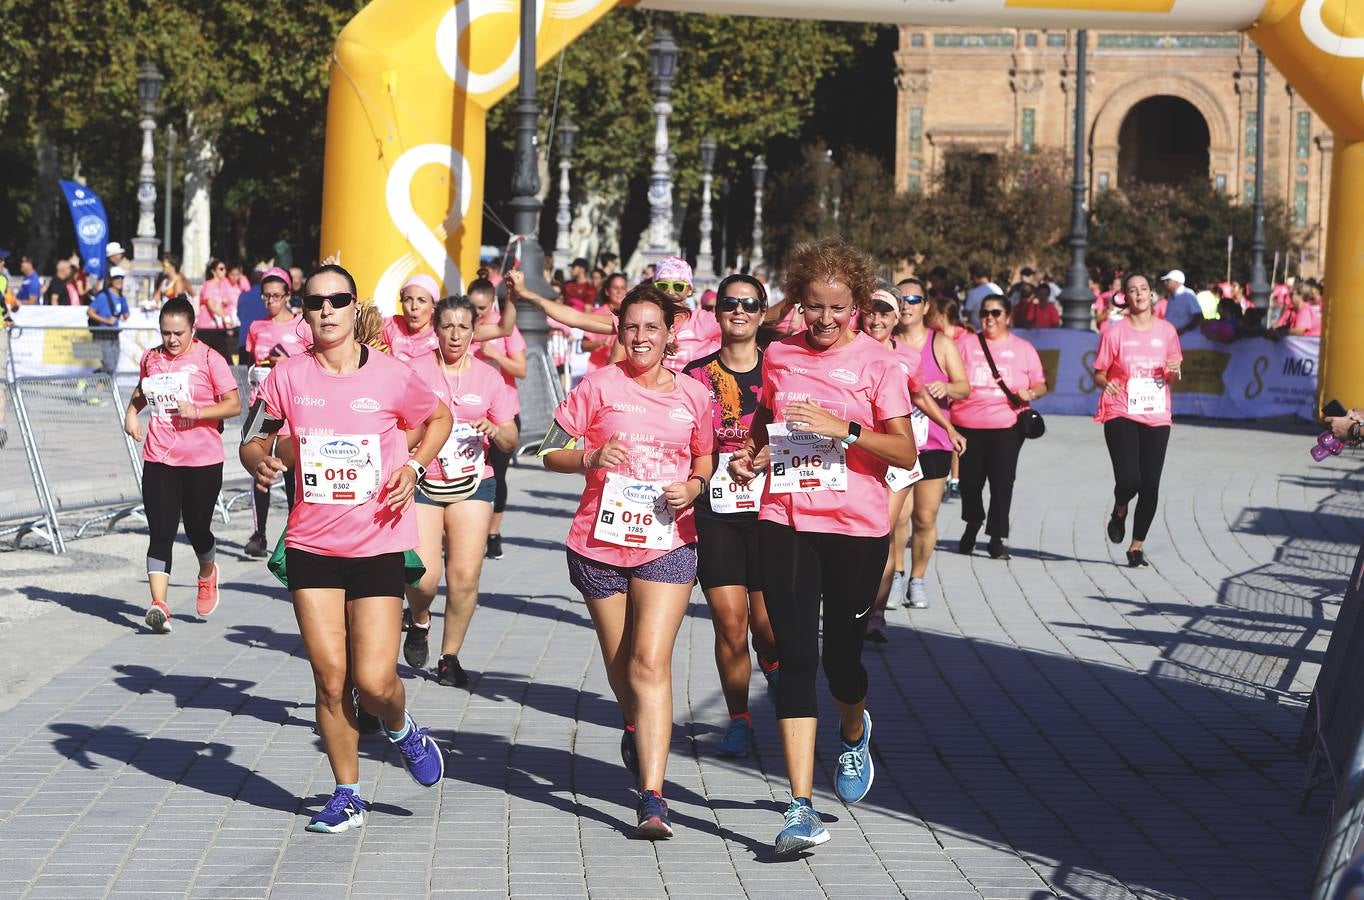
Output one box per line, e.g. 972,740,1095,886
636,790,673,840
620,727,639,780
393,713,444,787
834,709,874,804
306,787,366,834
775,797,829,854
718,717,754,758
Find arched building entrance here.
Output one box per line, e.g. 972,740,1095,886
1118,96,1211,186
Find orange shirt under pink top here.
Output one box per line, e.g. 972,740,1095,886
196,278,240,328
954,332,1045,430
382,316,439,363
758,331,913,538
406,351,519,481
257,350,439,558
1093,317,1183,428
138,341,238,468
666,309,722,373
553,362,715,567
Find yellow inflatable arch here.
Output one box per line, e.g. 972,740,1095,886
320,0,1364,408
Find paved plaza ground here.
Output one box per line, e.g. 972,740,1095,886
0,415,1359,899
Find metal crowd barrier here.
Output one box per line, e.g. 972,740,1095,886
517,346,567,455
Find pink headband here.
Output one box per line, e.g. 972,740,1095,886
400,274,440,300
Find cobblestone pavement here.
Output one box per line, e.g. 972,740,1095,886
0,416,1359,899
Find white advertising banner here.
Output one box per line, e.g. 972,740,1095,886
1024,330,1320,421
7,306,162,377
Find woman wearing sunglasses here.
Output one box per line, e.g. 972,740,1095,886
728,238,917,855
241,264,453,834
681,273,781,760
953,294,1047,559
541,284,714,840
857,281,962,643
650,256,721,373
196,258,241,360
402,296,519,685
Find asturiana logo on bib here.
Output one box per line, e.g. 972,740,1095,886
830,368,858,385
460,393,483,406
350,397,380,413
668,407,693,423
622,484,659,504
321,440,361,459
786,429,824,445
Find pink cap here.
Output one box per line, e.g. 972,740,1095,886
654,256,693,285
260,266,291,289
401,274,440,300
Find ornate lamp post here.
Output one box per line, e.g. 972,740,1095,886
695,135,718,283
644,28,680,262
163,123,177,257
505,0,556,350
1248,50,1271,307
554,113,578,264
1057,30,1094,329
751,155,767,270
131,63,165,306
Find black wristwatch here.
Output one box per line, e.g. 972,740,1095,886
840,421,862,448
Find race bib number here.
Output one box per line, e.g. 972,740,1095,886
767,422,846,494
143,371,191,420
298,433,382,506
885,462,924,493
709,452,765,514
1127,377,1167,415
436,423,485,479
594,473,676,550
910,408,931,449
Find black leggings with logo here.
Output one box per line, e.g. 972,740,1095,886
143,461,222,576
758,522,890,719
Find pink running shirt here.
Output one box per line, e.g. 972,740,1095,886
406,351,519,481
196,279,240,328
257,349,439,558
138,341,238,468
666,309,722,373
1093,317,1182,428
888,339,923,393
475,323,528,389
954,333,1045,430
246,316,307,366
383,316,439,363
553,363,714,567
758,332,913,537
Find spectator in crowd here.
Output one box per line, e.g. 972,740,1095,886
1160,269,1203,334
0,250,11,312
1201,298,1241,343
1273,285,1323,337
68,252,90,299
89,267,130,375
598,251,618,275
105,242,128,277
1240,307,1268,337
1196,279,1222,319
640,263,657,283
236,269,266,365
1013,283,1059,329
14,256,43,305
752,264,784,306
157,254,193,305
1007,266,1036,306
591,267,605,296
562,258,595,310
963,262,1003,330
198,258,241,360
44,259,81,306
927,295,972,341
227,263,251,293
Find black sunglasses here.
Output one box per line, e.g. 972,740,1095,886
717,295,764,313
302,292,356,311
982,308,1007,318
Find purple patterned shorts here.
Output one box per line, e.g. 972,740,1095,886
566,545,698,601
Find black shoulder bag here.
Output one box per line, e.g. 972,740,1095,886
977,333,1045,440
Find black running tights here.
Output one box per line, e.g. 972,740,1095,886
1103,418,1171,542
251,467,296,535
758,522,889,719
143,461,222,576
487,413,521,515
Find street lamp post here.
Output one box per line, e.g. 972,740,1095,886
1058,30,1094,329
131,62,165,307
751,155,766,270
695,135,717,283
554,114,578,265
644,28,680,262
163,123,177,257
1248,50,1271,307
505,0,556,351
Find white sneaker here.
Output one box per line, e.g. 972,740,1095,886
886,572,904,609
907,577,930,609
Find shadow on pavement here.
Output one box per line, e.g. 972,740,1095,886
19,586,145,629
112,664,299,725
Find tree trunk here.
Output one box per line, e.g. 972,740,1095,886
32,124,62,269
181,111,221,281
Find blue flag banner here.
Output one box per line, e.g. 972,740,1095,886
59,180,109,280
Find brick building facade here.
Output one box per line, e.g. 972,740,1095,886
894,27,1329,276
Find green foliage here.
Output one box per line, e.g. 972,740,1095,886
1088,178,1303,286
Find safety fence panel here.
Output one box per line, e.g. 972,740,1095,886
14,374,144,538
0,380,63,553
517,347,567,455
